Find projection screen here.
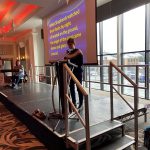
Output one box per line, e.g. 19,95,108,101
43,0,97,65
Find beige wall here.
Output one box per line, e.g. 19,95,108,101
0,29,45,78
16,32,35,72
32,28,44,67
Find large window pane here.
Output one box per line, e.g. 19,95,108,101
90,66,100,89
83,66,90,90
103,55,117,65
122,52,145,98
102,55,117,90
103,66,109,91
123,5,145,52
103,17,117,54
123,53,145,65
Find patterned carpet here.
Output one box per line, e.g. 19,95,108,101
0,103,47,150
126,127,146,150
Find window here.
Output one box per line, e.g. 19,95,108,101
103,17,117,54
123,5,145,52
95,4,149,99
123,52,145,98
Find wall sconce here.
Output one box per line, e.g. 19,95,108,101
20,56,26,60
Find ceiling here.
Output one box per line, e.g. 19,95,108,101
0,0,111,41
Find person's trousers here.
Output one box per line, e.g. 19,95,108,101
69,72,83,107
12,74,24,85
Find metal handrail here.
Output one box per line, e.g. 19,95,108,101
63,63,90,150
29,64,149,90
109,61,138,150
64,64,88,96
84,64,149,67
118,64,149,67
83,64,149,98
83,80,147,89
113,86,134,111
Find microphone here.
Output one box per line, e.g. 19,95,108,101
68,60,78,68
67,48,74,54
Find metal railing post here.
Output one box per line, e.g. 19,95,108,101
145,66,149,99
63,64,69,137
88,67,91,93
84,95,91,150
134,86,139,150
109,62,114,121
136,66,139,86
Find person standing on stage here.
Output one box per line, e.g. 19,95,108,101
64,38,83,109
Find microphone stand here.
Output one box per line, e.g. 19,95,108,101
48,59,67,131
48,58,79,131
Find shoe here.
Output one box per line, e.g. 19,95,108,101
78,104,83,111
32,109,40,116
68,111,76,118
13,84,18,89
10,83,15,88
32,109,46,120
36,111,46,120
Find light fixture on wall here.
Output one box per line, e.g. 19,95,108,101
22,56,25,60
17,57,26,60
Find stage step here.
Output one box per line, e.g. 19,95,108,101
67,120,133,150
100,135,135,150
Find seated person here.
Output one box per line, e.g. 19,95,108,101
11,60,24,89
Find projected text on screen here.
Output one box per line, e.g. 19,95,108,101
47,0,87,62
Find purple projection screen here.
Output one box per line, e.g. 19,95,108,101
43,0,97,65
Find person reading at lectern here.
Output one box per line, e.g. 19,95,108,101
64,38,83,109
11,60,24,89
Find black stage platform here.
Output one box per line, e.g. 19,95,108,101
0,83,147,149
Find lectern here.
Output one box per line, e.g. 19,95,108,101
55,60,67,114
49,60,67,117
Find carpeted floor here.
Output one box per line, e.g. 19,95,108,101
0,102,47,150
126,126,146,150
